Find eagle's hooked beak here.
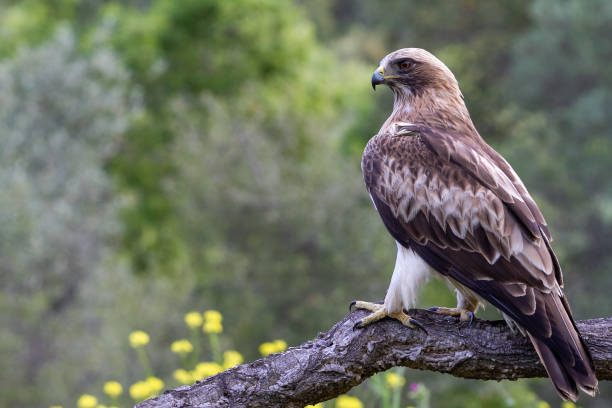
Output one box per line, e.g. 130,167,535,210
372,66,385,90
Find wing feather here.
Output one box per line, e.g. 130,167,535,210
396,123,551,241
362,128,558,292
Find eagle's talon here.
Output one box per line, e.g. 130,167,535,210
352,320,363,331
350,300,420,330
428,306,476,325
349,300,357,312
466,311,474,326
409,318,427,333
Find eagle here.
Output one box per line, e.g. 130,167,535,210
352,48,598,401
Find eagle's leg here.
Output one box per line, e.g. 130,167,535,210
428,284,481,324
428,306,474,323
350,243,429,330
350,300,419,329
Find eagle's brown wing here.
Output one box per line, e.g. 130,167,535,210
362,125,597,400
415,124,552,242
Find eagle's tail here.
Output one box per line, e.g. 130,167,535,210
527,294,598,401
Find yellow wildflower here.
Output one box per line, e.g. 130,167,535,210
49,406,63,408
129,331,150,348
203,320,222,334
173,369,193,385
385,372,406,389
202,309,223,333
77,394,98,408
96,405,108,408
336,395,363,408
184,311,203,329
273,339,287,352
259,342,276,356
222,350,244,369
129,381,150,401
561,403,576,408
194,362,223,380
305,404,324,408
103,381,123,398
146,376,164,394
537,402,550,408
171,339,194,354
204,310,222,324
259,339,288,356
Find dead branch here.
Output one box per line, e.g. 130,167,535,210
136,309,612,408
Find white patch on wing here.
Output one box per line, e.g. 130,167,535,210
384,242,433,314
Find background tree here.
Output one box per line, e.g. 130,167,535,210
0,0,610,407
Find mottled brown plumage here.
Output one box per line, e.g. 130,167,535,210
362,48,597,401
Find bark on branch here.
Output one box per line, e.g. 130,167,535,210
137,309,612,408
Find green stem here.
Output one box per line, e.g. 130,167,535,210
391,387,401,408
137,348,153,378
209,332,221,364
180,352,189,370
372,375,390,408
190,327,200,367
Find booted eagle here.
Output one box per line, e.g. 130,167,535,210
352,48,598,401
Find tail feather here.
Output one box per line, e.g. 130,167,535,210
527,293,598,401
529,333,578,401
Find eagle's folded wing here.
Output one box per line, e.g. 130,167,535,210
363,126,565,336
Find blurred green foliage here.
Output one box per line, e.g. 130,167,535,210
0,0,611,407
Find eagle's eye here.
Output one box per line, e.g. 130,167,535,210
398,60,412,71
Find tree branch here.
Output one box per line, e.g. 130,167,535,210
137,309,612,408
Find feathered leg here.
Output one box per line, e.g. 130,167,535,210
351,243,429,330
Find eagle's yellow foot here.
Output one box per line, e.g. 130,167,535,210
350,300,424,331
428,306,474,325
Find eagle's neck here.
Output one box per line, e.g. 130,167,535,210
381,87,478,136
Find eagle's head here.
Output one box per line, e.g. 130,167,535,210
372,48,460,97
